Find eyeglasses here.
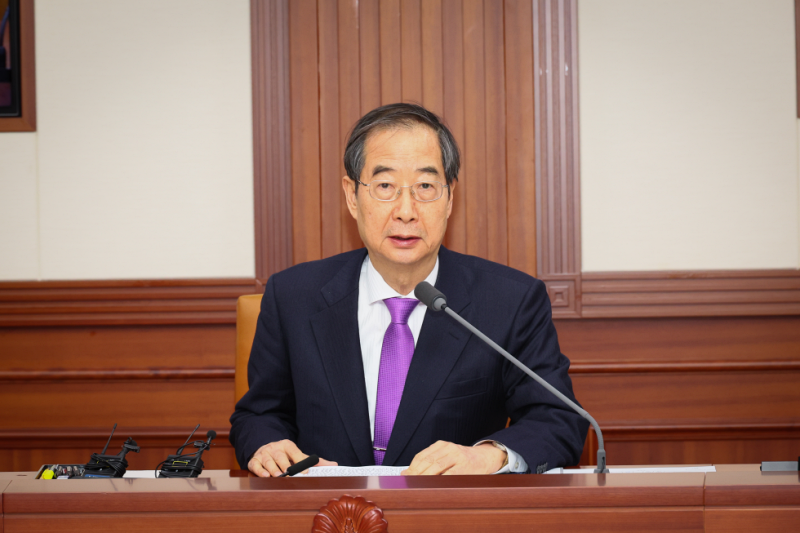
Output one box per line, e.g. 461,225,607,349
355,179,449,202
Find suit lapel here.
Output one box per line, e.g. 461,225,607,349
310,249,374,466
382,248,473,465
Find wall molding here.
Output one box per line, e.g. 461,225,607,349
533,0,582,319
569,360,800,374
580,269,800,318
0,368,234,382
601,423,800,442
0,279,258,326
0,427,231,448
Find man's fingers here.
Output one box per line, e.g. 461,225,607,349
260,455,284,477
280,440,307,464
248,440,335,477
405,441,458,475
271,448,293,474
418,447,458,475
248,457,270,478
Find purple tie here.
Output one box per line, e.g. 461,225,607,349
373,297,418,465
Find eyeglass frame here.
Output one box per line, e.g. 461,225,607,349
354,178,450,203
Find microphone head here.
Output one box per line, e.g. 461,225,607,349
414,282,447,311
285,454,320,476
206,430,217,441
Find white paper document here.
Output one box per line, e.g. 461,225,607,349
295,465,408,477
124,470,158,478
545,465,717,474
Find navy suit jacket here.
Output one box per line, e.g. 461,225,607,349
230,247,588,472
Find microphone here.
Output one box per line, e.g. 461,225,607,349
83,424,141,478
278,454,320,477
414,281,609,473
157,426,217,478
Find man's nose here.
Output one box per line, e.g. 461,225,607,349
393,187,418,222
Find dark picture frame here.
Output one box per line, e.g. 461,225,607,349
0,0,34,131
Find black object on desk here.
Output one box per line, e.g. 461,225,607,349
157,426,216,478
83,423,140,478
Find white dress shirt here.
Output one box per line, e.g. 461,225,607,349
356,255,527,474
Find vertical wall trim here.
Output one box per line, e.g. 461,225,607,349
251,0,293,283
533,0,582,317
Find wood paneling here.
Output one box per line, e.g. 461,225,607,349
0,0,36,132
533,0,581,317
560,316,800,466
581,270,800,318
0,381,233,429
504,0,537,276
0,325,235,371
0,319,240,471
556,315,800,365
254,0,539,271
251,0,293,281
0,279,257,326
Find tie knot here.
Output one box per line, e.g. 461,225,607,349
384,297,418,325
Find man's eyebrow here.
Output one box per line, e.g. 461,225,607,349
371,165,393,177
417,166,440,175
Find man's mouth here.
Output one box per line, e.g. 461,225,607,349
388,235,421,247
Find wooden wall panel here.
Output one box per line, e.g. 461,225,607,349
581,270,800,318
557,316,800,366
0,279,256,326
0,282,246,472
420,0,444,117
441,0,467,253
0,325,235,372
0,382,233,429
265,0,538,272
504,0,537,276
559,316,800,466
338,0,365,253
572,371,800,425
289,0,322,265
251,0,292,281
533,0,581,317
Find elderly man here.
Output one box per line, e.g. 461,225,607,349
230,103,588,476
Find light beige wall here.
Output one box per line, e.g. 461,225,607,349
579,0,799,271
0,134,39,279
0,0,254,280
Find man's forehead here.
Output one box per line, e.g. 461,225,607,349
363,124,442,164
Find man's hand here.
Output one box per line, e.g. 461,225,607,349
401,441,506,475
248,439,338,477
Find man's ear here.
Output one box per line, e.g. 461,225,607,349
446,181,455,219
342,176,358,219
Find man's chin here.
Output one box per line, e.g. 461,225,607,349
376,246,429,267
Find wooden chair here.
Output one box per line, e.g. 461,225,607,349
235,294,263,403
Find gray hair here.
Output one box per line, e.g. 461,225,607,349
343,103,460,192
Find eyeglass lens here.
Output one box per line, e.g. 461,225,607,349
369,181,444,202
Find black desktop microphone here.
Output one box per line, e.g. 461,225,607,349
157,426,217,478
414,281,609,473
278,454,320,477
83,424,141,478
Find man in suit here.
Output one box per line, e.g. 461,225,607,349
230,103,588,476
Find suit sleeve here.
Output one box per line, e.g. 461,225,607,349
229,275,298,468
481,279,589,472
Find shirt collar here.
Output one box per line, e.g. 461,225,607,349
364,254,439,305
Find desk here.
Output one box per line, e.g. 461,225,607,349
0,466,797,532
